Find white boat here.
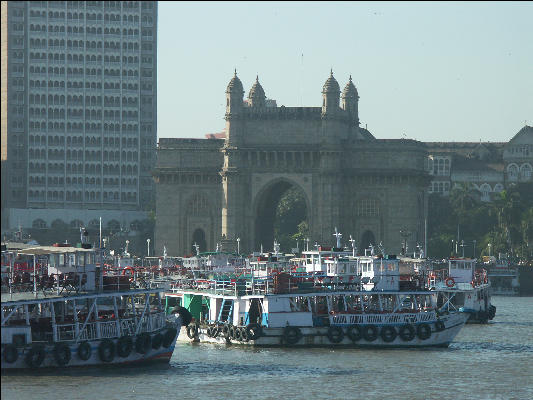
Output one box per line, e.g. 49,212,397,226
426,258,496,323
1,243,185,371
166,249,468,348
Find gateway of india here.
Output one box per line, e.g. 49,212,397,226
154,72,429,256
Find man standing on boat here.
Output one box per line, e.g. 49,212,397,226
168,306,192,328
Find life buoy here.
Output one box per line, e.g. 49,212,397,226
53,342,71,366
283,326,302,345
363,325,379,342
3,344,18,364
122,266,135,282
380,326,397,343
186,324,198,339
445,277,455,288
417,323,432,340
347,325,362,342
152,333,163,349
435,320,445,332
162,328,178,348
327,326,345,344
25,345,46,368
117,335,133,357
135,333,152,354
471,280,475,288
399,324,415,341
246,323,263,341
77,341,92,361
98,339,115,362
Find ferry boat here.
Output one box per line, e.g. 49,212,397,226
165,249,468,348
1,242,186,371
427,258,496,323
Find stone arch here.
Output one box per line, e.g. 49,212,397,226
507,163,519,181
32,219,47,229
252,177,311,252
191,228,207,254
520,163,532,180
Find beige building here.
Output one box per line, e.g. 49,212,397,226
425,125,533,201
154,72,430,256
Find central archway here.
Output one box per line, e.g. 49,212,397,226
254,180,309,253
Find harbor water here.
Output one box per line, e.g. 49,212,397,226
2,296,532,400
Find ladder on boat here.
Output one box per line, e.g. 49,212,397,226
218,299,233,323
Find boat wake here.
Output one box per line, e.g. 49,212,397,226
449,341,533,353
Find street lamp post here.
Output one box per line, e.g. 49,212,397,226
237,237,240,255
147,238,150,257
473,240,477,259
488,243,492,257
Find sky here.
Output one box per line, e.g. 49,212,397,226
157,1,533,143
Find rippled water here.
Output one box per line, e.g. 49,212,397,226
3,296,533,400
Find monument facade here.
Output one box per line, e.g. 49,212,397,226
154,72,429,256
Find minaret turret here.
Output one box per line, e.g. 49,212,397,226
341,75,359,125
321,70,340,116
225,69,244,116
248,75,266,108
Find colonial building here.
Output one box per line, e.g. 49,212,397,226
154,72,430,256
1,1,158,232
425,125,533,201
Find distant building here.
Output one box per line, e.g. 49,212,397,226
425,125,533,201
1,1,158,232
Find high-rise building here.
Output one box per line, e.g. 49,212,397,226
2,1,157,232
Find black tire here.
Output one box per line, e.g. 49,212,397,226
152,333,163,349
246,323,263,341
347,325,362,342
117,336,133,358
98,339,115,363
228,325,236,340
77,341,92,361
211,325,220,339
186,324,198,339
399,324,416,342
362,325,379,342
3,344,18,364
327,326,345,344
435,320,445,332
283,326,302,345
417,323,432,340
222,324,231,339
25,345,45,368
53,342,71,366
233,327,243,341
176,307,193,327
488,305,496,320
240,327,250,342
135,333,152,354
206,326,213,338
380,326,397,343
162,328,178,348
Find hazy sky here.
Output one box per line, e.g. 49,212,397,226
157,1,533,143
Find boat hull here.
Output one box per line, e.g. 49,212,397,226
1,333,177,371
178,313,468,348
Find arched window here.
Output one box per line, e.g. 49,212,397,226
507,164,519,181
520,163,532,180
480,183,492,202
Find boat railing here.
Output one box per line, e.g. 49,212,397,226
52,311,166,342
330,311,437,325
